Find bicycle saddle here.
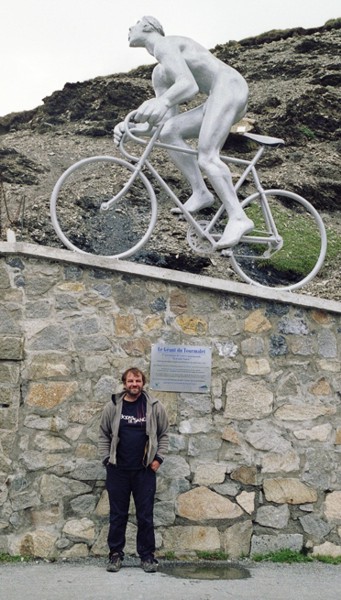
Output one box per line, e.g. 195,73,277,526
242,132,285,146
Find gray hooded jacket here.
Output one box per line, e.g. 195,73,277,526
98,390,169,467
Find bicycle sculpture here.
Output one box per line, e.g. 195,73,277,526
50,16,326,291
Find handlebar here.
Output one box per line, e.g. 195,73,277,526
122,110,163,145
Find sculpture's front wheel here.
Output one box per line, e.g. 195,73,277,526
50,156,157,259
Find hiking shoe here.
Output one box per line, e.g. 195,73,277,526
106,552,122,572
141,557,158,573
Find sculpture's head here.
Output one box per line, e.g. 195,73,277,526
128,16,165,47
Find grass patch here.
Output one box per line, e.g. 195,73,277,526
253,549,312,563
241,195,326,282
196,550,229,561
314,555,341,565
252,549,341,564
298,125,316,140
0,553,29,563
163,551,176,560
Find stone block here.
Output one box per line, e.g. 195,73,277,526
0,336,24,360
221,426,241,445
263,478,317,504
293,424,332,442
62,518,95,542
162,526,220,552
224,378,273,420
275,404,336,421
236,491,255,515
251,533,303,556
62,543,89,558
176,486,243,520
221,521,253,559
245,422,292,453
244,310,272,333
26,381,78,410
261,451,300,474
179,417,213,434
324,491,341,522
159,455,190,479
312,541,341,558
299,514,332,540
193,463,226,486
231,466,258,486
175,315,207,335
10,530,58,558
255,505,290,529
245,358,270,375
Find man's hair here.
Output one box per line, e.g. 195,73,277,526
142,15,165,36
121,367,146,386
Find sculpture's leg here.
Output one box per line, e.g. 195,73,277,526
196,75,254,247
160,106,215,212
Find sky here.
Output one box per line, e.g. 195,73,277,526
1,0,340,117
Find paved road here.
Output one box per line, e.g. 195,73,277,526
1,559,341,600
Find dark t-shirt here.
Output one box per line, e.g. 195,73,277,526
116,393,148,469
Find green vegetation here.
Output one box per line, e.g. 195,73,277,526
243,195,329,281
298,125,316,140
163,551,176,560
0,553,29,563
252,549,341,565
196,550,229,561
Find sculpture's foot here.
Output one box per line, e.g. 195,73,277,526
216,217,254,249
171,192,215,215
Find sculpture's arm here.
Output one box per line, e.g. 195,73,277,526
135,39,199,125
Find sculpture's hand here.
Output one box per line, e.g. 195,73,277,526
135,97,170,125
113,121,125,147
113,120,153,146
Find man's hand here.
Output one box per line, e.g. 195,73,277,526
150,460,161,472
135,97,170,126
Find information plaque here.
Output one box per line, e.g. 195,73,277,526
150,344,211,393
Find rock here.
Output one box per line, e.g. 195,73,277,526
299,514,332,540
255,505,290,529
263,478,317,504
324,491,341,522
176,487,243,520
62,518,95,542
193,462,227,486
312,541,341,558
224,378,273,420
236,491,255,515
251,534,303,556
162,526,220,552
221,521,253,558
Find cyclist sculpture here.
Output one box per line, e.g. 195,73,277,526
114,16,254,248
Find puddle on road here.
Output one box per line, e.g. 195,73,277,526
159,562,250,580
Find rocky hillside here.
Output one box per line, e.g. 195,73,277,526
0,19,340,298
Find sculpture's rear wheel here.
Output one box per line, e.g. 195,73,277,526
230,190,327,291
50,156,157,258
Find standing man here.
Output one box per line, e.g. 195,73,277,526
99,367,169,573
114,16,254,248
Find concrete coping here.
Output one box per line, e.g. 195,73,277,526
1,241,341,314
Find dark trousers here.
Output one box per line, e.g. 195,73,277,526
106,465,156,560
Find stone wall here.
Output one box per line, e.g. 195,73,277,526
0,244,341,560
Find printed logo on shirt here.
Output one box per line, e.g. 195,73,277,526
121,414,146,426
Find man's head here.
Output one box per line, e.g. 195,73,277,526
122,367,146,386
128,16,164,47
121,367,146,400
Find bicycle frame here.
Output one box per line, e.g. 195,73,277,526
100,111,283,254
